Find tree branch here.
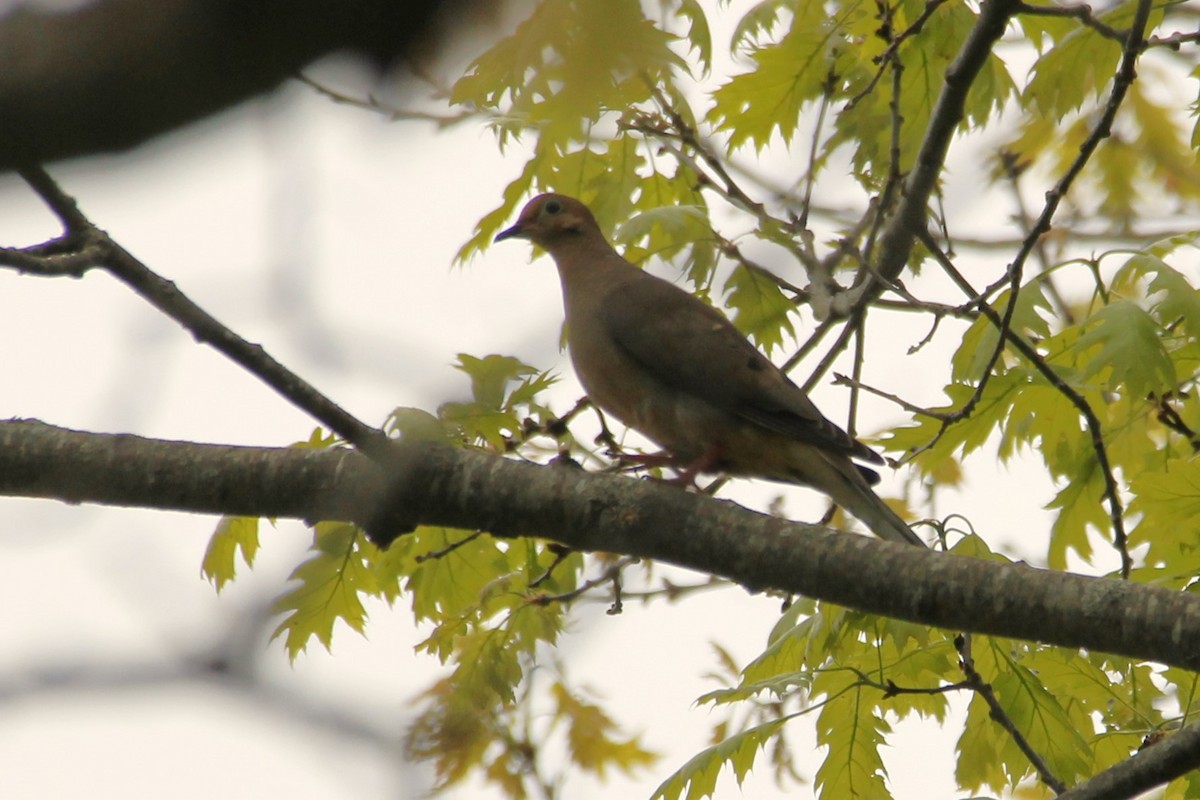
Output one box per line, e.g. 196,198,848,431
958,633,1065,793
4,167,388,456
1057,722,1200,799
0,0,491,169
6,419,1200,674
854,0,1020,303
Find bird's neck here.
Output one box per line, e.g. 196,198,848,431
550,237,638,294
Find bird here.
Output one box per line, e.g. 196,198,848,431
494,193,924,547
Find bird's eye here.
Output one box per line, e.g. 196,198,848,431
544,199,563,215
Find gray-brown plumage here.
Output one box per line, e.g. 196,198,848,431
495,193,923,547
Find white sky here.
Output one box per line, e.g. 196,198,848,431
2,2,1184,798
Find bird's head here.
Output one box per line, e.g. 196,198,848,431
494,193,599,250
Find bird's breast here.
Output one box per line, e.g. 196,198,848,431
567,334,710,459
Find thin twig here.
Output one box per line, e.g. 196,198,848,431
833,373,945,419
997,151,1075,324
847,667,972,698
799,317,861,395
921,231,1130,573
781,317,837,374
1145,29,1200,50
528,545,575,588
530,556,638,614
616,575,727,603
957,633,1067,794
8,166,388,457
846,317,867,437
297,74,474,128
859,0,907,268
1015,2,1125,41
1154,395,1200,451
846,0,954,110
416,530,485,563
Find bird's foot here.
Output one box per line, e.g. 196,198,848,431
609,447,723,490
609,450,684,474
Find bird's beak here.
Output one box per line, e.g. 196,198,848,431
494,222,526,243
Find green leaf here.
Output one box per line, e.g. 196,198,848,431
999,379,1087,468
292,426,340,449
956,690,1008,790
452,0,684,147
1033,649,1160,738
399,528,508,627
386,406,458,443
454,353,539,409
552,682,659,777
955,637,1094,792
723,265,796,353
1016,8,1075,52
951,284,1054,383
879,378,1020,477
575,136,646,232
728,0,792,54
437,401,521,451
1118,243,1200,340
707,1,835,151
614,204,710,252
650,716,789,800
271,523,376,660
405,678,494,791
1024,1,1165,118
1071,300,1176,399
991,662,1092,783
201,515,260,592
1045,456,1110,568
1024,10,1123,116
672,0,712,73
449,626,525,706
619,171,715,282
814,682,890,799
1128,458,1200,573
440,354,552,449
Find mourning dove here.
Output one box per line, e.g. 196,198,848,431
495,193,924,547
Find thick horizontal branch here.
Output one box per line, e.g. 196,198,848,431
0,419,383,523
1057,721,1200,800
4,419,1200,675
0,0,489,169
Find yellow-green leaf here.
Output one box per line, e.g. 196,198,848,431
1072,300,1176,398
650,715,789,800
723,265,796,353
552,682,659,777
202,515,260,592
271,523,376,660
707,1,834,151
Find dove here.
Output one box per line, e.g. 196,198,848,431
494,193,923,547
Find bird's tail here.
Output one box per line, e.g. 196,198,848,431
841,485,926,547
808,452,927,547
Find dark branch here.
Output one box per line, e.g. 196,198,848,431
0,0,492,170
958,634,1065,793
2,167,387,456
864,0,1021,296
1057,722,1200,799
5,419,1200,674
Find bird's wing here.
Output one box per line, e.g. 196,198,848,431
599,274,882,464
